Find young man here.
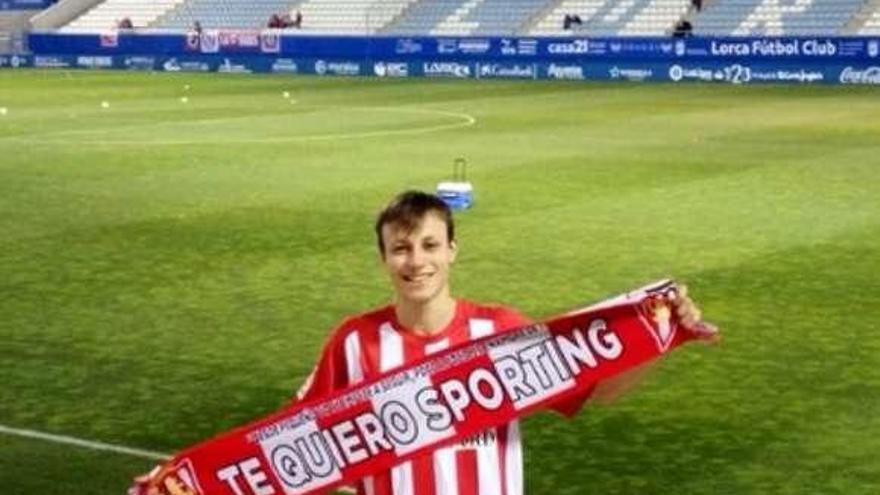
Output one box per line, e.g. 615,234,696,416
297,190,707,495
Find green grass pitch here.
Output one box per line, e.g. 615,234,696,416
0,69,878,495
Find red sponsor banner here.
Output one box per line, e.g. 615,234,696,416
218,30,261,49
131,280,717,495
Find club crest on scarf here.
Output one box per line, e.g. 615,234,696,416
130,459,203,495
637,294,677,352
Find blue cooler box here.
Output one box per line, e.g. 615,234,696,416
436,181,474,210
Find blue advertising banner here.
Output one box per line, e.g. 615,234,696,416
21,51,880,86
19,32,880,85
0,0,52,10
28,32,880,61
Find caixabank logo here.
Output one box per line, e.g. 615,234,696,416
476,63,536,79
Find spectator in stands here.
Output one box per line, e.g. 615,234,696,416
563,13,583,30
117,17,133,30
673,19,693,37
691,0,703,12
268,13,301,29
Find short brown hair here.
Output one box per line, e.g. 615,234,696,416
375,190,455,255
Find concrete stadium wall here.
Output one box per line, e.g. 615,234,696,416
0,11,38,53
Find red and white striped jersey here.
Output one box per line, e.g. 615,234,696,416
296,300,532,495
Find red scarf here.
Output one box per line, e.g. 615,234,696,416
130,280,717,495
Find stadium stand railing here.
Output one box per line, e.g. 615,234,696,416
693,0,866,36
61,0,185,31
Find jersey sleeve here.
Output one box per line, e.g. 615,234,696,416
494,305,532,332
294,326,350,404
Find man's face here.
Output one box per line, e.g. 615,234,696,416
381,213,457,305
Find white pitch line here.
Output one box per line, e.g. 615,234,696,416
0,424,356,493
1,106,477,146
0,424,170,461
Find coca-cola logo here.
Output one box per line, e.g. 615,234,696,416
839,66,880,85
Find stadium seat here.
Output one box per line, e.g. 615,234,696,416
156,0,305,30
857,2,880,34
384,0,556,36
283,0,419,34
692,0,865,36
62,0,185,31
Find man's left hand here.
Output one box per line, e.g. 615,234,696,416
671,284,721,343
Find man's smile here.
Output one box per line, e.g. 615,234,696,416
402,273,434,283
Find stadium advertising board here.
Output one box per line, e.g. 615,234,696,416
0,0,52,9
313,59,363,76
421,61,472,78
20,52,880,86
0,54,31,68
20,32,880,85
373,61,409,78
476,62,537,79
32,54,70,68
838,66,880,85
28,34,880,61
